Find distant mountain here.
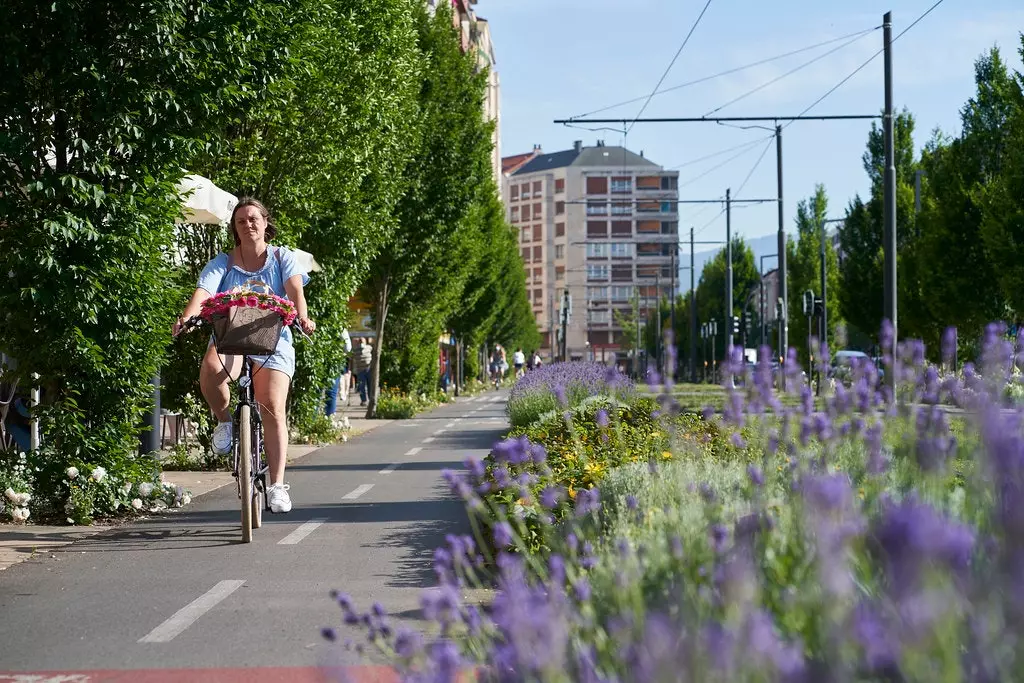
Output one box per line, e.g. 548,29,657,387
677,233,781,291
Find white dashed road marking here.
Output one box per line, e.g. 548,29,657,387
379,463,400,475
422,437,435,443
342,484,374,500
138,580,246,643
278,519,327,545
433,429,446,436
445,422,456,428
404,447,423,456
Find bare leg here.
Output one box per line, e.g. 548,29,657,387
253,367,291,486
200,345,241,422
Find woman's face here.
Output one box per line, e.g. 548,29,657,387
234,205,267,245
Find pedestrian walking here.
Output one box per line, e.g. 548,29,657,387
352,337,373,406
323,327,352,417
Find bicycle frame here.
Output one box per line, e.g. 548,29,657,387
233,359,268,508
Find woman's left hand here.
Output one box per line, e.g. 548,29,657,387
298,317,316,335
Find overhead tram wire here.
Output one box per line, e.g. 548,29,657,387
626,0,715,134
785,0,947,128
570,27,879,121
678,133,775,190
669,134,775,170
702,27,879,117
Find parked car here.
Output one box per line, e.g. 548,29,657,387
830,350,883,387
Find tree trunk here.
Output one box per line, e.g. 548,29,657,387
365,281,389,419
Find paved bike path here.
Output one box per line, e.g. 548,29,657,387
0,392,509,680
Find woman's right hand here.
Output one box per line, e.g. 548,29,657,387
172,317,184,338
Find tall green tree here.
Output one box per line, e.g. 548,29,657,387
693,238,759,364
977,37,1024,316
361,2,495,416
914,47,1019,350
837,110,918,345
787,185,843,363
0,0,289,488
186,0,422,426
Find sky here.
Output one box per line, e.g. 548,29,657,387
477,0,1024,248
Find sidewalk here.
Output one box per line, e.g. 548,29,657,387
0,410,390,573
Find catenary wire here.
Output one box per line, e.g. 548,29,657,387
786,0,947,128
627,0,715,133
703,27,878,117
571,27,878,120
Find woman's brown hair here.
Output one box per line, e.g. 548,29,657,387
229,197,277,245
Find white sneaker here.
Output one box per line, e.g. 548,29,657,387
267,483,292,513
212,421,233,455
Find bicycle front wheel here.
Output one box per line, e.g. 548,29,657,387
238,404,253,543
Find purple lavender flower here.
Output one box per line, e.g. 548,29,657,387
493,521,514,548
574,488,601,518
595,409,610,428
747,465,764,487
625,494,639,511
539,486,564,509
463,455,485,480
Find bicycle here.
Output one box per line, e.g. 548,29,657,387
179,314,308,543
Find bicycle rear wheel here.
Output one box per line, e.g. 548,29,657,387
238,404,253,543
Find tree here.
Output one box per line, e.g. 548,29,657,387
186,0,423,427
787,185,843,363
361,2,496,417
0,0,290,498
838,109,918,344
693,238,760,364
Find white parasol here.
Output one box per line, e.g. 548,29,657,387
175,174,238,225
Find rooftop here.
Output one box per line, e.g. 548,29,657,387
512,141,659,176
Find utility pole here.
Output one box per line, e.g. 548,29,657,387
654,271,662,375
689,227,697,383
775,124,788,389
670,247,676,362
820,220,828,357
883,11,898,384
725,187,734,353
560,288,570,362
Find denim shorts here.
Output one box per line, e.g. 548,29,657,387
208,333,296,379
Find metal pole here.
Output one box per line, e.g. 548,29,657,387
141,370,160,455
29,374,40,452
776,125,788,389
636,288,641,378
819,219,828,397
655,271,662,375
689,227,697,383
760,276,766,349
670,247,676,370
883,11,898,382
725,188,733,353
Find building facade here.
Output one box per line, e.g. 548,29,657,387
502,141,680,364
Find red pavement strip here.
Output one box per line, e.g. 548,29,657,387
0,667,399,682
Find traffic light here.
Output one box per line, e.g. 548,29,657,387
732,315,740,336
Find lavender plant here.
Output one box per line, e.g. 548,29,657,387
506,362,634,429
324,322,1024,682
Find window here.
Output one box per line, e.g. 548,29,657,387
533,225,542,241
586,201,608,216
532,245,542,262
521,205,531,221
637,176,660,190
555,222,565,237
586,264,609,281
510,206,520,222
637,264,658,278
587,286,609,301
661,221,678,235
521,247,530,262
589,309,611,324
611,202,631,215
555,265,565,280
611,177,632,194
555,244,565,259
661,175,678,190
534,288,543,302
587,221,608,238
555,178,565,194
637,201,660,213
521,227,530,243
521,183,531,199
637,220,660,233
587,243,609,258
610,242,633,258
612,285,632,301
511,185,519,200
586,176,608,194
611,220,632,237
612,264,633,281
533,267,542,283
555,201,565,215
637,243,661,256
660,201,675,213
533,202,542,217
589,330,611,346
533,180,542,194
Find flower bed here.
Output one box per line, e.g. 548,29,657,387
507,361,634,429
323,323,1024,681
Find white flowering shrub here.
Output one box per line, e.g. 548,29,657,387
61,463,192,525
0,451,33,523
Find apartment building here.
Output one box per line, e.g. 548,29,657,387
502,140,680,363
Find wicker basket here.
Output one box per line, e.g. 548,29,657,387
212,304,283,356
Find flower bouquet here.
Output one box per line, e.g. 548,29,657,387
200,284,296,356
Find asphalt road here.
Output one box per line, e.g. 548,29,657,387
0,392,509,682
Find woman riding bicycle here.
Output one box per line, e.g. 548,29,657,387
173,198,316,514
